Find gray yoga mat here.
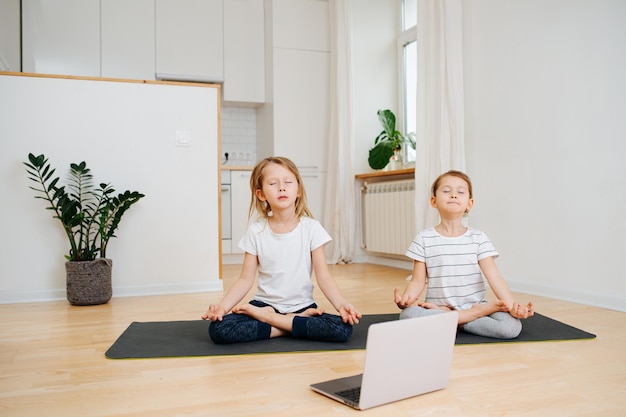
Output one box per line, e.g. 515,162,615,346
105,313,595,359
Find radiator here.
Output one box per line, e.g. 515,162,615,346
361,180,416,256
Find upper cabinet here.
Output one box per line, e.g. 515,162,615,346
257,0,329,171
155,0,224,82
255,0,329,222
272,48,329,171
22,0,101,76
101,0,155,80
223,0,265,105
0,0,21,71
16,0,265,105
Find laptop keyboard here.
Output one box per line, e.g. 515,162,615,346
335,387,361,403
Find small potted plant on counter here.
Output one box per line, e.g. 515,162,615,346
368,109,416,170
24,153,145,305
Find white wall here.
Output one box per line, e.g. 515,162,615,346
463,0,626,311
0,74,223,303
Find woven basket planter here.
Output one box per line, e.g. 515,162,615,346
65,259,113,306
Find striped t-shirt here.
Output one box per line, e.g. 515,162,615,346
405,227,499,310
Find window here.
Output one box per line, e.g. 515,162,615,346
403,0,417,30
400,0,417,165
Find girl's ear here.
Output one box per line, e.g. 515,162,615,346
255,189,266,201
467,198,474,211
429,195,438,208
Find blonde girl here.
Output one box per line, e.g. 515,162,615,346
202,157,361,344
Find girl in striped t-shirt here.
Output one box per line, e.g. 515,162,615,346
394,170,534,339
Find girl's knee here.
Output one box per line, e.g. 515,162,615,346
498,318,522,339
332,321,353,342
493,313,522,339
293,314,353,342
399,306,420,320
399,306,441,320
208,320,236,344
209,315,272,344
463,314,522,339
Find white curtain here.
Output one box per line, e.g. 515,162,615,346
415,0,466,230
323,0,356,263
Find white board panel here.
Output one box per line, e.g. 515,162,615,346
0,73,222,302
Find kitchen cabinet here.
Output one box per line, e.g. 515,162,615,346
155,0,223,82
101,0,155,80
229,170,253,255
223,0,265,105
0,0,21,71
257,0,330,225
271,48,329,172
16,0,263,102
21,0,100,76
301,171,326,223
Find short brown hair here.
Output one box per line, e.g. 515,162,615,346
431,170,473,198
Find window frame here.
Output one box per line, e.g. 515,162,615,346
398,2,417,165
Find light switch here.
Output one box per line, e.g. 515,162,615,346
176,130,192,147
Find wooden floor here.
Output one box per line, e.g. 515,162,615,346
1,263,625,417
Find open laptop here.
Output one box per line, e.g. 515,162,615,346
310,311,458,410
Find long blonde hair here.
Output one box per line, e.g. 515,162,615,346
248,156,313,220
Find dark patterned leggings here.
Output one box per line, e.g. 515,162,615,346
208,300,353,344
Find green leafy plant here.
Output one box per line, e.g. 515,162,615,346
367,109,416,170
24,153,145,261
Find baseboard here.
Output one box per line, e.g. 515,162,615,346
354,254,413,271
0,280,224,304
0,288,68,304
507,279,626,313
113,281,224,298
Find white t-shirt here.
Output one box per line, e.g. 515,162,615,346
238,216,331,313
405,227,499,310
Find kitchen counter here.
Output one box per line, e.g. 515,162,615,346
355,167,414,180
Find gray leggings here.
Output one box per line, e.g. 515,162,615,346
399,305,522,339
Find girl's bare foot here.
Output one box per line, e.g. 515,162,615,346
231,304,298,337
419,302,452,311
456,300,508,324
232,304,276,321
297,307,324,317
471,299,508,316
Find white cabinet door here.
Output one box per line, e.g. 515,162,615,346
0,0,21,71
155,0,223,82
301,171,326,224
273,48,329,171
223,0,265,104
22,0,100,76
230,170,253,254
101,0,155,80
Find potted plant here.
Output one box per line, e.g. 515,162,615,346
24,153,145,306
367,109,416,170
